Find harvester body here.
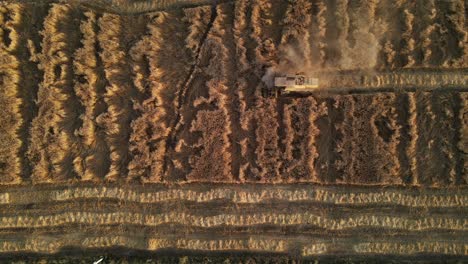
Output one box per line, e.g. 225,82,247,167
274,74,319,94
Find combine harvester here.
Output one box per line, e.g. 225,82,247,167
273,74,319,95
270,70,467,97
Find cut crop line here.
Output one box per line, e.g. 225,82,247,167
304,241,467,256
353,241,467,255
0,211,465,231
0,233,465,256
1,186,466,207
0,235,285,254
319,70,468,92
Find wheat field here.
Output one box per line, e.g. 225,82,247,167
0,0,466,262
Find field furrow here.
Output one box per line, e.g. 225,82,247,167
163,6,213,181
410,92,461,185
314,0,327,67
184,4,234,182
279,0,313,69
245,0,284,182
14,3,48,183
0,3,23,184
128,12,182,182
281,98,326,181
343,94,401,184
460,92,468,184
435,0,467,68
399,0,416,68
27,4,83,182
332,0,349,69
96,14,135,181
405,92,419,184
343,0,380,70
73,11,110,181
417,0,436,67
232,0,252,182
314,97,342,183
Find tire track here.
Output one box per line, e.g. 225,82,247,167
7,194,466,214
179,4,234,182
162,4,217,180
189,2,237,182
321,0,338,69
129,10,197,182
4,192,466,217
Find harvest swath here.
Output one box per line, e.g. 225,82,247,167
0,184,467,256
0,0,466,261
